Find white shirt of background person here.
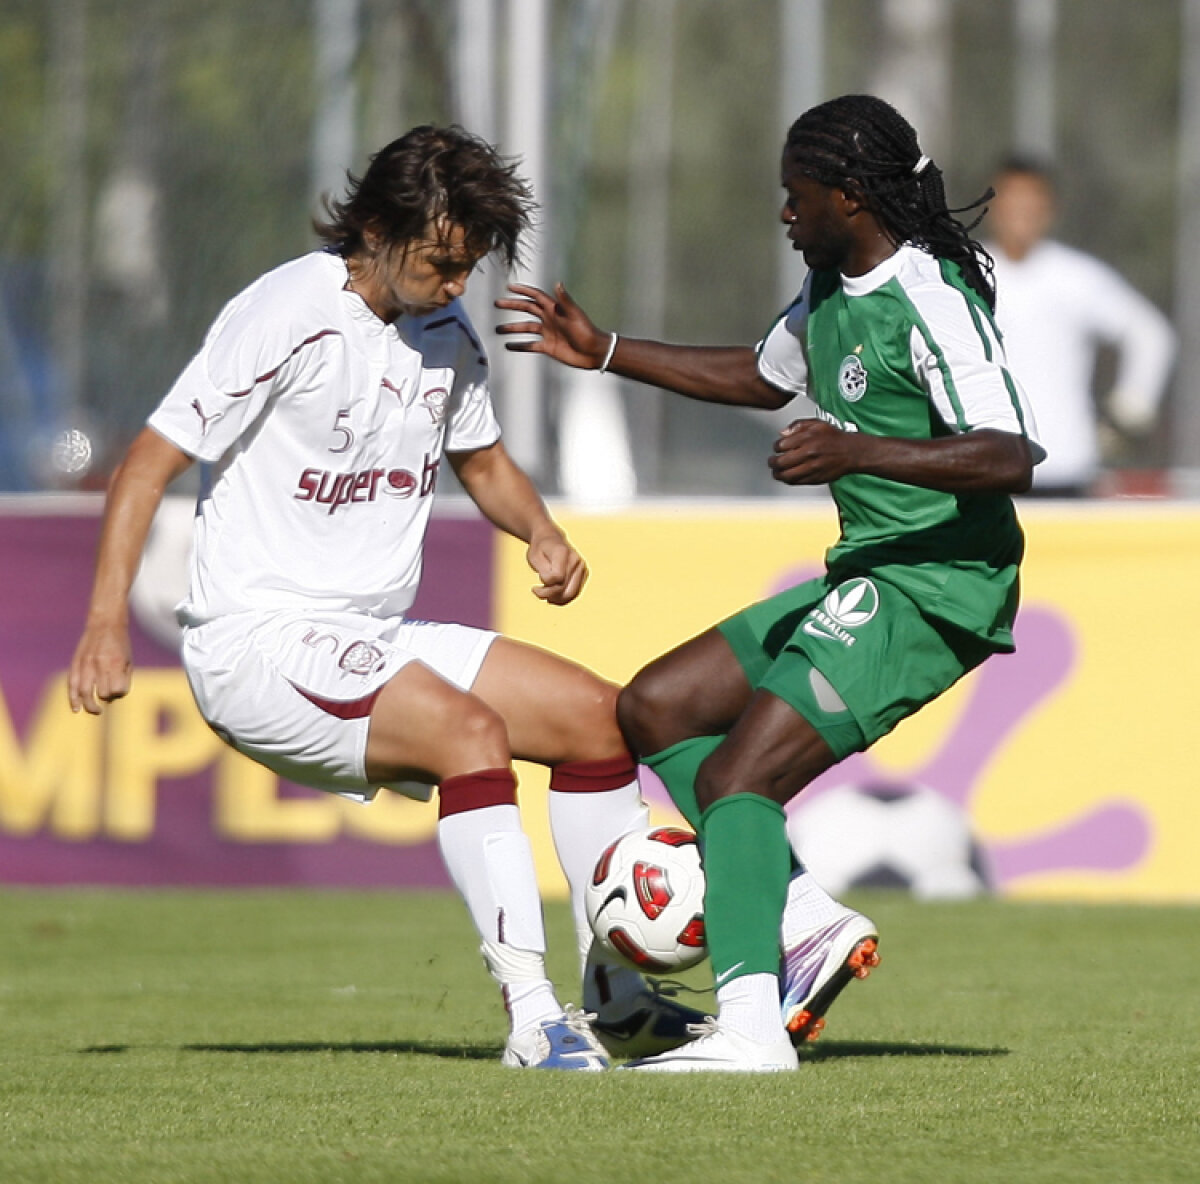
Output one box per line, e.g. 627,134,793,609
984,160,1176,494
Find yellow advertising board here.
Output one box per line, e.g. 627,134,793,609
496,501,1200,903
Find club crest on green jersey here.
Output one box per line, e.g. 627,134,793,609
837,353,868,402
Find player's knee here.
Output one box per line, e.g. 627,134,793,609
450,700,511,765
568,678,621,742
694,740,805,812
533,675,623,761
616,673,673,757
693,747,746,813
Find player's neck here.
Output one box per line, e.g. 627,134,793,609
997,239,1037,263
344,256,398,322
843,233,899,278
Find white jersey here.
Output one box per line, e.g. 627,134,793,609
148,250,501,625
987,239,1176,489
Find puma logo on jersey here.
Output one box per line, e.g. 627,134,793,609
191,398,224,434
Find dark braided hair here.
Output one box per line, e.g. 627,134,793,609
785,95,996,310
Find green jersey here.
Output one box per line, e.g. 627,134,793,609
757,244,1042,650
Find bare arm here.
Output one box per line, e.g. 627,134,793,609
449,440,587,605
495,282,792,410
769,420,1035,494
67,428,195,714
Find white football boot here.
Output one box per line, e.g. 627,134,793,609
502,1006,610,1071
780,907,879,1045
582,956,710,1058
621,1017,799,1073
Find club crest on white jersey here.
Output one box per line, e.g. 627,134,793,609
338,641,387,676
422,386,449,426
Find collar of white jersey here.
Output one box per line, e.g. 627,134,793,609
324,250,392,331
839,243,918,298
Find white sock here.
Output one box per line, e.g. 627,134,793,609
716,972,788,1044
480,941,562,1034
504,981,562,1034
437,804,560,1030
780,862,847,946
547,780,649,975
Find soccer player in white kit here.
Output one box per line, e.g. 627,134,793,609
66,125,703,1070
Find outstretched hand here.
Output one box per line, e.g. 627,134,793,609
495,282,611,371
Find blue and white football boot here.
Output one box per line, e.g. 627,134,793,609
501,1006,610,1071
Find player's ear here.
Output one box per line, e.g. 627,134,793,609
362,223,385,254
838,181,867,215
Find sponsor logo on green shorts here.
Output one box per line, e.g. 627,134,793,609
802,577,879,646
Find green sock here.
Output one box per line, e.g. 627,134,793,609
642,735,723,830
700,793,791,985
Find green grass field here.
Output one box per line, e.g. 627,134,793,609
2,888,1198,1184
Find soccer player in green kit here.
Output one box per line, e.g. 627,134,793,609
498,95,1043,1071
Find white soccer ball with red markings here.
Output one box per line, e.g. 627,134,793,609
585,827,708,973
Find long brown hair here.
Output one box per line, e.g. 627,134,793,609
314,124,536,268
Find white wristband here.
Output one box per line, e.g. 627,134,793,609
597,332,619,374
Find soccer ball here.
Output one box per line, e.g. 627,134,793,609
787,785,989,900
585,827,708,973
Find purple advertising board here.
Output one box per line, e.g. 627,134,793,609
0,502,494,887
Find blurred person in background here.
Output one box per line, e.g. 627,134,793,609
499,94,1042,1072
984,156,1176,497
65,124,708,1072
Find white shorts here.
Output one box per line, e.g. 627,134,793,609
180,611,497,800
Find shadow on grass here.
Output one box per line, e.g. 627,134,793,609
804,1040,1009,1060
80,1040,503,1061
79,1039,1007,1062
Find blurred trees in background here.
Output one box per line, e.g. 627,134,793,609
0,0,1185,492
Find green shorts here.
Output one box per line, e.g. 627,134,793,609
717,574,995,761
